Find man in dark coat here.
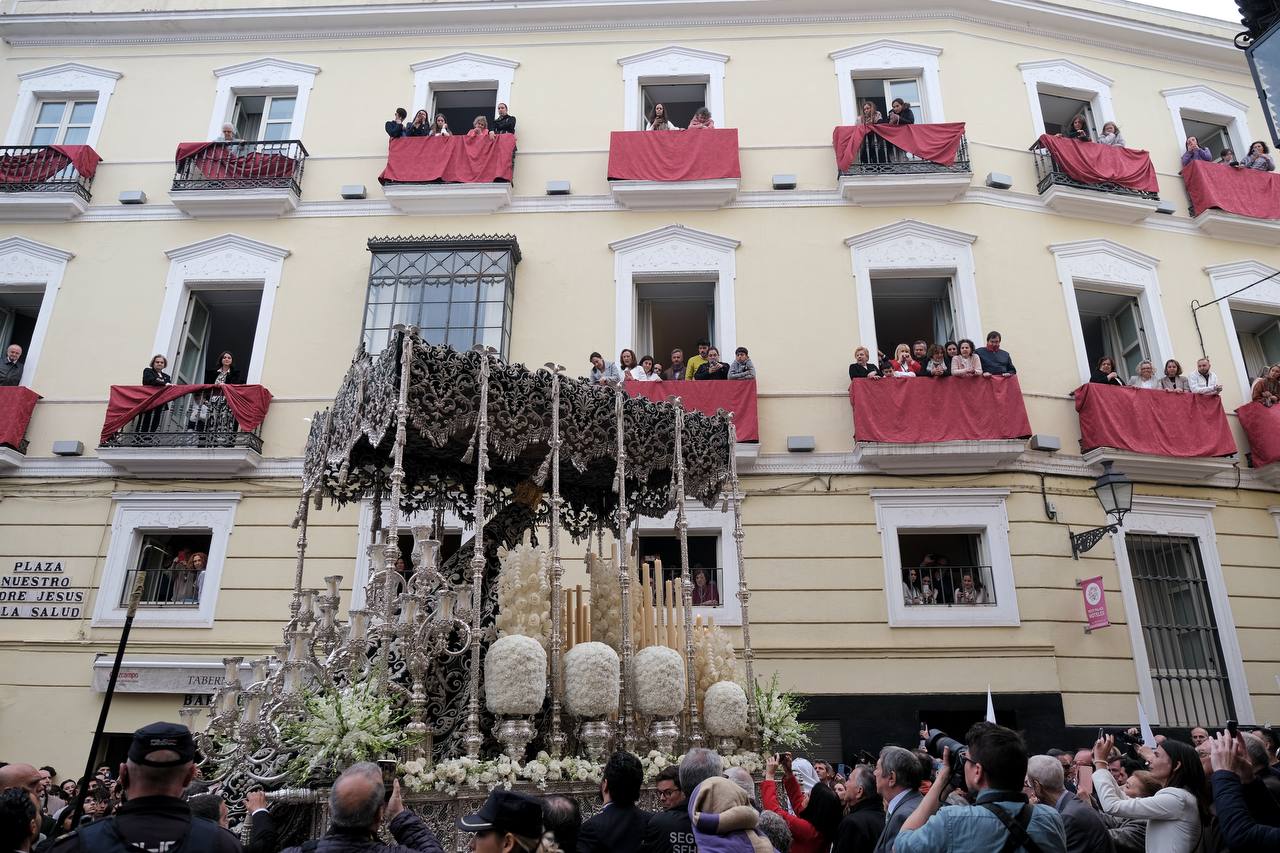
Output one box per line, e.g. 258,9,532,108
578,752,649,853
834,765,885,853
279,763,443,853
639,766,694,853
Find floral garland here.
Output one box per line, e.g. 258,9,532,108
279,683,412,782
495,541,551,648
754,672,815,752
563,641,620,717
402,752,605,795
484,634,547,716
704,680,749,737
693,623,738,715
637,750,681,783
633,646,686,717
722,750,765,775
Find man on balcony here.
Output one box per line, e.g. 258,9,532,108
0,344,23,386
1188,358,1223,395
976,332,1016,376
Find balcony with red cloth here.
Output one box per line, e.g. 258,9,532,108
0,144,99,220
1182,159,1280,246
170,140,308,218
607,129,740,210
1236,402,1280,487
833,123,972,205
624,378,758,456
1074,383,1238,485
1030,135,1161,224
97,383,273,475
847,376,1031,473
379,133,516,215
0,386,40,472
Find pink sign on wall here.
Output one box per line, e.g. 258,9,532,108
1080,576,1110,631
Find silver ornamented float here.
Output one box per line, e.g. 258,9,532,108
181,328,766,848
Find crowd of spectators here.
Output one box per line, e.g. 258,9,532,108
848,331,1016,382
385,103,518,139
901,554,990,607
1181,135,1275,172
587,340,756,385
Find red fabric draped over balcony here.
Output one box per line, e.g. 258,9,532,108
1037,134,1158,193
1074,383,1236,457
175,142,300,179
623,379,758,441
847,376,1031,443
607,129,741,181
0,386,40,449
378,134,516,184
1236,402,1280,467
101,384,273,444
1182,159,1280,219
832,123,966,171
0,144,100,182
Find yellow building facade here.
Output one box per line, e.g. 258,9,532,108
1,0,1278,770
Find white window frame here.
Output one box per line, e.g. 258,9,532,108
29,98,96,146
1205,260,1280,401
871,488,1019,627
1049,240,1173,385
618,46,728,132
610,225,739,357
4,62,120,148
830,40,944,125
636,501,742,626
207,58,320,142
1018,59,1116,140
0,237,72,388
844,219,980,361
411,52,519,122
1112,497,1255,725
352,499,468,611
152,234,290,387
1161,86,1252,164
91,492,241,629
231,93,297,142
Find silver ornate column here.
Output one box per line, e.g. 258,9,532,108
375,326,416,686
611,380,637,752
288,496,310,623
463,345,497,757
726,416,759,749
544,364,568,757
672,402,703,747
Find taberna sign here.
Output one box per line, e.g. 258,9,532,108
91,658,254,695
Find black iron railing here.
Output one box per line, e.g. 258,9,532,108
121,568,205,607
642,565,727,607
172,140,308,193
0,145,94,200
901,565,996,606
1030,140,1160,200
841,134,970,176
100,389,263,452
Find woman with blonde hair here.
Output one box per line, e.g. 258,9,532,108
848,346,882,379
890,343,920,377
858,100,882,125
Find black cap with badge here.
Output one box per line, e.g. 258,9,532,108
458,789,543,838
128,722,197,767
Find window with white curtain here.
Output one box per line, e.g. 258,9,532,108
870,276,957,355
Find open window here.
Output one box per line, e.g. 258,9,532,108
231,94,295,142
1075,288,1150,378
619,46,728,131
636,532,725,609
831,41,945,126
852,77,922,122
172,287,263,385
1019,60,1115,141
640,82,705,129
870,276,956,355
1161,87,1252,165
1038,92,1095,136
1182,116,1231,159
208,59,318,143
1232,309,1280,381
433,87,497,135
896,532,995,608
0,287,42,369
126,532,214,608
634,281,714,368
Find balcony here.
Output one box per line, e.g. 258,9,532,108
1074,383,1238,485
379,134,515,215
607,129,740,210
848,376,1031,473
624,378,758,460
1183,160,1280,246
1236,401,1280,487
97,385,271,475
0,144,98,220
1030,136,1160,224
0,386,39,472
835,123,972,205
169,140,308,218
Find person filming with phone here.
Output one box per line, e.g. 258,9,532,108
279,762,444,853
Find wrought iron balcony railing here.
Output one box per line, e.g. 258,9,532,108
121,568,205,607
1029,141,1160,200
901,564,996,606
100,388,264,452
0,145,94,200
172,139,308,193
840,134,970,176
641,565,727,607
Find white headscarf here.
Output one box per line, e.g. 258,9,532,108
790,757,820,798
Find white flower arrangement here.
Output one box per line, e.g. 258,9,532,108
587,552,623,653
485,634,547,716
722,750,765,775
400,752,606,795
633,646,686,717
280,682,411,782
563,641,620,717
693,623,738,714
495,542,551,648
704,680,749,737
522,752,605,788
754,672,815,751
638,749,681,783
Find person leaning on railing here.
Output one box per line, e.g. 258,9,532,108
691,568,719,606
1252,363,1280,407
950,339,984,378
1097,121,1125,147
140,354,172,433
1158,359,1190,393
385,107,407,138
468,115,494,138
1181,136,1212,167
727,346,755,380
920,345,950,379
849,345,883,380
687,107,715,129
1089,355,1126,387
1057,115,1091,142
885,98,915,126
405,109,431,137
647,103,680,131
1238,140,1275,172
1127,359,1160,390
428,113,451,137
976,331,1016,376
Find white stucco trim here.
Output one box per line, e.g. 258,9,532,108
153,234,290,385
91,491,241,629
1111,497,1255,726
830,39,945,124
1204,260,1280,401
351,499,468,611
844,219,980,360
207,57,320,141
1049,239,1173,385
1161,85,1252,162
636,501,742,626
0,236,73,388
410,52,520,118
1018,58,1116,139
4,62,121,148
609,224,740,356
870,488,1019,628
618,45,728,131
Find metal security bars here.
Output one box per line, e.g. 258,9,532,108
363,235,522,358
1029,141,1160,200
0,145,94,200
900,565,996,606
100,389,263,452
120,568,205,607
172,140,308,193
840,134,970,176
1126,534,1235,727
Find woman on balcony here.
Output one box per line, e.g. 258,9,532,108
172,551,206,604
1058,115,1091,142
949,339,983,377
692,568,720,606
687,107,715,129
618,348,639,378
405,110,431,137
902,568,925,605
647,103,680,131
848,346,882,380
858,100,882,125
921,344,951,378
428,113,452,137
1097,122,1126,147
1252,363,1280,407
1241,140,1275,172
1159,359,1190,393
631,354,661,382
1127,359,1161,389
140,354,172,433
467,115,493,138
1090,356,1126,387
889,344,920,377
1181,136,1212,167
886,98,915,126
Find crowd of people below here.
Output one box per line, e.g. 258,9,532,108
587,341,756,384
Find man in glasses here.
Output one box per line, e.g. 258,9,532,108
639,766,693,853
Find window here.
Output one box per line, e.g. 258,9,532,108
232,95,295,141
872,489,1019,627
4,63,120,149
1018,60,1115,141
619,46,728,131
853,77,921,122
208,58,319,142
831,41,945,125
636,533,724,608
1075,288,1150,377
634,281,714,369
1233,309,1280,380
433,88,497,135
173,288,263,384
0,288,42,369
363,236,520,358
635,501,741,625
1206,261,1280,400
870,276,956,355
352,500,468,611
411,53,519,132
1161,86,1253,164
1183,116,1231,158
29,99,95,145
126,532,213,607
0,236,73,389
640,82,705,129
1038,92,1094,136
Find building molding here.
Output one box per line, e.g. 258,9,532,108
831,39,945,123
4,61,122,148
1204,259,1280,401
207,56,320,141
1018,57,1116,139
618,45,728,131
410,52,520,118
0,235,74,388
1160,84,1253,162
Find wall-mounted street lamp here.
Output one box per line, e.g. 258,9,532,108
1069,460,1134,559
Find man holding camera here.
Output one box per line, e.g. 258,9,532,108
894,723,1067,852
